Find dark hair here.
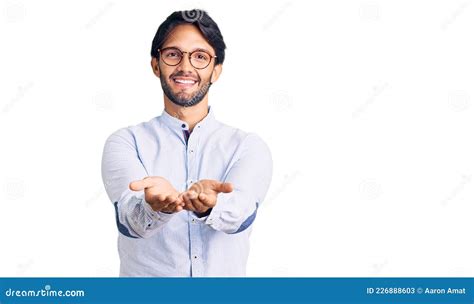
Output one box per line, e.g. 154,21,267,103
151,9,226,65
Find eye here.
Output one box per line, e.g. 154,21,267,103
166,51,179,58
193,52,210,61
162,48,182,58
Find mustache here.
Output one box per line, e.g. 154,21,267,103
170,71,200,82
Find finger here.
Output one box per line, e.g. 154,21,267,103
175,194,185,207
190,197,207,213
187,190,198,200
213,182,233,193
164,195,183,211
147,195,170,211
148,201,169,212
161,205,175,213
159,201,174,213
198,193,212,206
129,177,154,191
190,182,204,194
182,193,196,212
159,197,177,213
164,195,178,205
156,194,167,202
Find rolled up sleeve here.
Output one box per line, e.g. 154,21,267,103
101,128,174,239
203,134,273,234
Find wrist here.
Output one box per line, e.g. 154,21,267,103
194,208,212,218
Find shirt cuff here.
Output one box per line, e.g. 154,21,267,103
141,198,175,224
194,208,213,218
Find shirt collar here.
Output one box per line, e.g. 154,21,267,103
159,106,216,132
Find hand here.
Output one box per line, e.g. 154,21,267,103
180,179,233,214
129,176,184,213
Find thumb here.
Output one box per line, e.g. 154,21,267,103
129,177,153,191
214,182,233,193
198,193,212,205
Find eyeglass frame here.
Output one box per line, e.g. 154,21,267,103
157,47,217,70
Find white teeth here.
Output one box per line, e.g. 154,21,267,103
175,79,196,84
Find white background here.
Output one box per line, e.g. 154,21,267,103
0,0,473,277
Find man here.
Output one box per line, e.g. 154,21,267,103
101,9,272,277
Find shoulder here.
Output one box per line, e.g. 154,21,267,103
214,121,271,156
105,117,159,145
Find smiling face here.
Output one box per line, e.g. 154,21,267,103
151,24,222,108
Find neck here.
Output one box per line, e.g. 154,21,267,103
164,95,209,132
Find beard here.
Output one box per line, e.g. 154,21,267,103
160,71,213,107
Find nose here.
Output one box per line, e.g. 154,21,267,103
177,52,193,72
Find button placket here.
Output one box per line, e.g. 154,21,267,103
186,130,197,187
189,213,203,276
186,128,204,276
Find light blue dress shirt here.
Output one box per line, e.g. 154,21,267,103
101,107,272,277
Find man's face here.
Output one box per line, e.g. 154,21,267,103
152,24,221,107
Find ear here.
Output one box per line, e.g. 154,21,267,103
151,57,160,78
210,64,223,84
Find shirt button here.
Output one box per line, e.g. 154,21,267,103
181,124,186,128
193,255,198,259
191,218,196,223
190,149,194,153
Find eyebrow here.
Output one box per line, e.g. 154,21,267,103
163,46,213,54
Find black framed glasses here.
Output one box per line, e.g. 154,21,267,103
158,47,217,70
